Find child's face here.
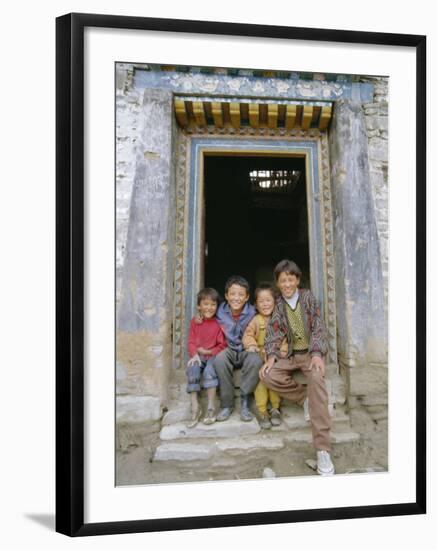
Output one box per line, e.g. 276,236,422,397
256,290,275,317
277,272,300,299
198,298,218,319
225,284,249,314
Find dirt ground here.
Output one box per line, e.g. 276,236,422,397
116,408,388,486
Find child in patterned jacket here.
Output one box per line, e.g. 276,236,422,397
242,283,287,429
260,259,334,475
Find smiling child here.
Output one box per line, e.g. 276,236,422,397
213,276,262,422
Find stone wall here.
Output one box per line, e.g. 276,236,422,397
116,64,144,304
116,86,177,429
356,77,389,416
361,77,389,306
328,77,388,413
329,99,387,367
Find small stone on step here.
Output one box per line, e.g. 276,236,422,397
262,467,276,478
305,459,317,471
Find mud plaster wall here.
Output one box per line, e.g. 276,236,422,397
116,85,177,423
328,77,388,405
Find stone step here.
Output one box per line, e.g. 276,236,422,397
283,430,360,444
217,435,285,453
159,412,261,440
153,428,360,462
280,402,351,431
162,403,191,426
154,442,214,461
153,434,284,462
331,431,361,443
161,400,351,437
159,404,354,442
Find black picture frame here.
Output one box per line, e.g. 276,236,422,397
56,12,426,537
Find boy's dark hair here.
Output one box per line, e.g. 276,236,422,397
254,282,277,302
273,259,302,281
224,275,250,295
197,287,221,306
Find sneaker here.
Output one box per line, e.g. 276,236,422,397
203,408,216,425
216,407,233,422
270,408,282,426
187,406,202,428
316,450,335,476
258,413,272,430
303,397,310,422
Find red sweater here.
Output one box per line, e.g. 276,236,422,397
187,317,227,358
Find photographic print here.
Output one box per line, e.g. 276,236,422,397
115,62,389,486
56,13,425,535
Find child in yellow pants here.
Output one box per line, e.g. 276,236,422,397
242,284,287,429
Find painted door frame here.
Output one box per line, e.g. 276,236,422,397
172,131,338,370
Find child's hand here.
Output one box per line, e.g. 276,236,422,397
247,346,258,353
309,355,325,376
194,315,203,325
197,347,212,356
187,354,202,367
260,357,276,378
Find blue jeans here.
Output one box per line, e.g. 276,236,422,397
186,357,219,393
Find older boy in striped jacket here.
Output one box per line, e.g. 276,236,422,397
260,259,334,476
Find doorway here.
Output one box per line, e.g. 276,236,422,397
173,136,338,370
204,154,310,299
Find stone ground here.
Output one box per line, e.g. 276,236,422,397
116,400,388,486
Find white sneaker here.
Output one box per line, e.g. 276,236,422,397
317,450,335,476
303,397,310,422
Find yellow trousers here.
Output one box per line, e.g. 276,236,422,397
255,381,280,413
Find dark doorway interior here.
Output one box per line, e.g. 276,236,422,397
204,155,310,299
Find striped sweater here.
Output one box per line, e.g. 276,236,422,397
264,289,328,359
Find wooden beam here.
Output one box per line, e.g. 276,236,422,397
319,105,332,130
268,103,278,129
230,102,241,128
193,101,206,127
285,104,297,130
211,102,223,127
174,99,188,127
302,105,313,129
249,103,259,128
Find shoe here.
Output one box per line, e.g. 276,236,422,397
270,408,282,426
240,394,253,422
216,407,233,422
316,450,335,476
187,406,202,428
303,397,310,422
203,408,216,425
258,413,272,430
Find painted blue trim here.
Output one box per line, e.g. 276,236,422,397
183,137,325,339
134,70,374,103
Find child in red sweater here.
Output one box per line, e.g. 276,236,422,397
186,288,227,427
